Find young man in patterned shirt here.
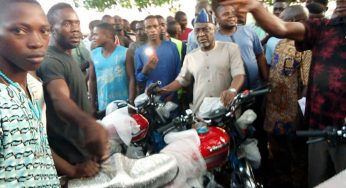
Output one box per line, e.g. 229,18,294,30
0,0,59,186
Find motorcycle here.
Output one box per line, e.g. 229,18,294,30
195,88,270,188
104,81,191,158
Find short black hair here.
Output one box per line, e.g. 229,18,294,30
155,15,164,20
174,11,186,21
89,20,101,31
130,20,139,32
145,15,158,22
101,15,113,22
47,3,73,25
167,20,178,37
95,22,115,38
306,2,325,14
0,0,40,17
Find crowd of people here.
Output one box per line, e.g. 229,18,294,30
0,0,345,187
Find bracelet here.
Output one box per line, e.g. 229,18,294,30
228,87,237,93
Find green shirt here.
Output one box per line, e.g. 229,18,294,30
37,46,92,164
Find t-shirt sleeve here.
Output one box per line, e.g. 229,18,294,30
134,48,148,83
295,19,322,51
229,43,245,77
251,29,264,55
176,55,192,87
37,57,66,85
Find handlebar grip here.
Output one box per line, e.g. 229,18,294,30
296,130,326,137
156,121,176,135
248,88,271,97
147,81,162,94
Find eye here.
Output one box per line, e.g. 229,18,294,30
11,27,27,35
41,28,51,36
63,22,71,27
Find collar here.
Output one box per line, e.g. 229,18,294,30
330,16,346,25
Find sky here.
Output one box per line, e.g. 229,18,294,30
38,0,197,34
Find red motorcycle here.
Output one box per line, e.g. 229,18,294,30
196,88,270,188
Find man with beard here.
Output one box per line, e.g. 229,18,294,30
212,0,346,187
135,15,181,102
159,9,245,113
0,0,59,186
37,3,108,178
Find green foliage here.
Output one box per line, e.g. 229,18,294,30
73,0,178,11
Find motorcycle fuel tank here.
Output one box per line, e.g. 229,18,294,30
131,113,149,142
198,126,231,170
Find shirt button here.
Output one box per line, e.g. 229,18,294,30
206,66,209,69
208,80,210,82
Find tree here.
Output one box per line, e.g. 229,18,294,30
73,0,179,11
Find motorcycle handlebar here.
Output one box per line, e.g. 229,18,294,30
296,130,327,137
146,81,162,96
239,87,271,99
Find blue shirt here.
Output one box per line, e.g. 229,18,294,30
265,37,281,66
135,41,181,88
92,46,128,111
214,25,264,89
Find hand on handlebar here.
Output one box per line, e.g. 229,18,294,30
220,90,236,107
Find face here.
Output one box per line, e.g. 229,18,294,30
113,16,123,32
91,27,109,48
52,8,81,50
216,6,238,29
194,23,215,49
0,2,50,71
135,22,147,42
144,18,160,42
273,2,288,17
103,16,115,28
175,23,182,38
178,15,188,28
157,18,167,37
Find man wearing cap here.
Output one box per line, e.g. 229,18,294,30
159,9,245,113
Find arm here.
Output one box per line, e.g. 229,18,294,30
46,79,108,159
256,53,269,82
218,0,306,41
87,60,98,114
220,74,245,106
125,49,136,104
160,80,183,95
51,149,100,178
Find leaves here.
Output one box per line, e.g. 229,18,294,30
73,0,178,11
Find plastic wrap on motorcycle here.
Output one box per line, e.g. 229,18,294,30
68,153,178,188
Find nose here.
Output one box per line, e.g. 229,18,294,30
27,32,45,49
71,22,80,32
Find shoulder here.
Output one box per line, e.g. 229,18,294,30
217,41,239,49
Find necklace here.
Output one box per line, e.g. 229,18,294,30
0,70,46,158
0,71,41,120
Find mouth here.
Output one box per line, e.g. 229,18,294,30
70,36,81,43
26,54,45,64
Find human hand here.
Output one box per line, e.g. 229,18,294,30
72,159,100,178
220,90,236,107
84,121,109,160
214,0,260,13
143,54,159,73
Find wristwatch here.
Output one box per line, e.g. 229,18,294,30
228,87,237,94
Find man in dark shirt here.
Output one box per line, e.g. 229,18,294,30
37,3,108,179
212,0,346,187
